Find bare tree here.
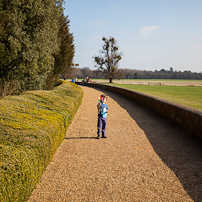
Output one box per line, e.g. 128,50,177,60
93,37,122,83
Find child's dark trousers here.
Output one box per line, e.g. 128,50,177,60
97,116,107,137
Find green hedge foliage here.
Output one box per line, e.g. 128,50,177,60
1,1,74,94
0,81,83,202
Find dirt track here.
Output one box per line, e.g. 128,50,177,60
27,86,202,202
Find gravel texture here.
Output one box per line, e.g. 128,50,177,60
27,86,202,202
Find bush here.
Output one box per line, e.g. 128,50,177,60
0,76,19,98
0,81,83,202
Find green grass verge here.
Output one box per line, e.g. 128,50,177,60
0,81,83,202
107,84,202,110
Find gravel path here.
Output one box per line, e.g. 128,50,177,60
27,86,202,202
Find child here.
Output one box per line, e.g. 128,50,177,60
97,94,109,139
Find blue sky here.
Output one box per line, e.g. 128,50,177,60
64,0,202,73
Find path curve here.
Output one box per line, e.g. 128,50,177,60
27,86,202,202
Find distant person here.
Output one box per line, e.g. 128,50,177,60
97,94,109,139
83,77,87,85
87,77,90,85
84,77,86,82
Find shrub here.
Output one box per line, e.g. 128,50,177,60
0,76,19,98
0,81,83,202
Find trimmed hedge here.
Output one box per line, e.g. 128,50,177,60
0,81,83,202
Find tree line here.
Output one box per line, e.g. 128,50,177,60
0,0,74,96
66,67,202,80
121,68,202,80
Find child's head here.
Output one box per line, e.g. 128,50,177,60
100,94,107,103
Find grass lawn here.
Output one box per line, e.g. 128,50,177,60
107,83,202,110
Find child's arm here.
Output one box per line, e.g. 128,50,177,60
97,102,101,108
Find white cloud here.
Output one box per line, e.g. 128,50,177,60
109,5,118,10
188,44,202,49
196,36,202,41
87,21,107,26
138,26,159,35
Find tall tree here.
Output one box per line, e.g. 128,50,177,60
0,0,61,92
47,13,74,88
93,37,122,83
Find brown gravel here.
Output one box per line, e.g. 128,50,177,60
27,86,202,202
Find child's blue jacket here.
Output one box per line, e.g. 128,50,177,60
98,103,108,118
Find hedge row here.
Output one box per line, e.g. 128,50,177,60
0,81,83,202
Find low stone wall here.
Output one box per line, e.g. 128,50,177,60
88,83,202,140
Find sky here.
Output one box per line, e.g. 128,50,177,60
64,0,202,73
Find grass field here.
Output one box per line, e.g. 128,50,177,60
106,83,202,110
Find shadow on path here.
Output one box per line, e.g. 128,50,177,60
92,87,202,202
